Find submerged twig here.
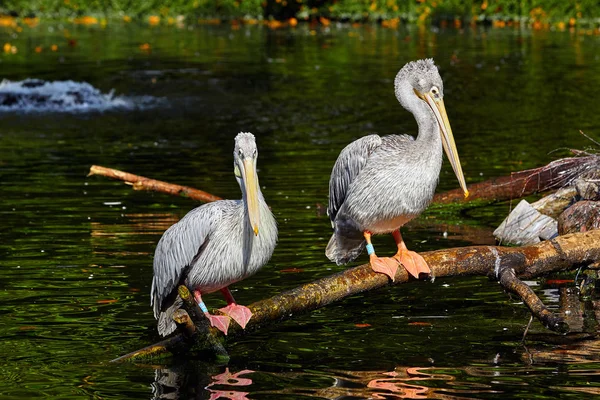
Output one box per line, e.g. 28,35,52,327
497,267,568,333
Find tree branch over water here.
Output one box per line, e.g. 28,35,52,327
89,155,597,205
89,160,600,362
110,230,600,362
88,165,221,203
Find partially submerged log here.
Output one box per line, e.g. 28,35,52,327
112,229,600,362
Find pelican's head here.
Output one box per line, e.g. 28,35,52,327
394,59,468,197
234,132,261,236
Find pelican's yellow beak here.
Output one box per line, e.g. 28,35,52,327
424,92,469,198
243,158,260,235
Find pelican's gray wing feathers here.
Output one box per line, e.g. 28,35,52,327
150,203,223,318
327,134,382,223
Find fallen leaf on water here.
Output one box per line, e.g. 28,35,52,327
280,268,303,273
19,326,36,331
408,322,432,326
97,299,118,304
139,43,151,52
355,323,371,328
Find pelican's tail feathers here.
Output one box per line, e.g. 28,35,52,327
325,232,365,265
157,296,182,337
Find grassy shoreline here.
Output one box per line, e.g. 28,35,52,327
1,1,599,29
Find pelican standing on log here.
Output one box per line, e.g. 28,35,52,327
151,132,277,336
326,59,468,280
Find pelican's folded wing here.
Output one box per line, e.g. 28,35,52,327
150,203,223,318
327,134,382,223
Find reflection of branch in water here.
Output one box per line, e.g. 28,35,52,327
89,213,180,256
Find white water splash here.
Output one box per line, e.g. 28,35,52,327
0,79,159,112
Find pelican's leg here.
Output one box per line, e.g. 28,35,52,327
391,230,430,279
364,231,399,281
193,290,231,335
218,288,253,329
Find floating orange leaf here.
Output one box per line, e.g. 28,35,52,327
51,44,58,51
289,17,298,27
355,323,372,328
35,46,42,53
320,17,330,26
408,321,432,326
97,299,118,304
280,268,303,273
19,326,36,331
139,43,151,52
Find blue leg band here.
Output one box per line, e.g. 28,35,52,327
198,301,209,313
366,243,375,255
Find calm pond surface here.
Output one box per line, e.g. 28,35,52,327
1,21,600,399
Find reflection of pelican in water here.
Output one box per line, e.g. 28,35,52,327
326,59,468,280
151,132,277,336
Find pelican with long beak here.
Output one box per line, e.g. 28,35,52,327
151,132,277,336
326,59,468,280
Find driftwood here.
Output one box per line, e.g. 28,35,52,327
111,229,600,362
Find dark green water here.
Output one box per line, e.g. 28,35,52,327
1,21,600,399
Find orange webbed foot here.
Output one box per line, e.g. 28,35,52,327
369,254,400,281
207,314,231,335
219,304,253,329
393,249,430,279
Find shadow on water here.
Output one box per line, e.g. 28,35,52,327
1,21,600,398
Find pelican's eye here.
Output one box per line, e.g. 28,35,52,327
252,148,257,158
238,149,244,158
430,86,440,99
234,164,242,178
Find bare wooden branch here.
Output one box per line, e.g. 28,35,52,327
88,165,222,203
110,335,184,363
497,267,568,333
433,155,599,204
173,309,196,338
113,229,600,362
89,155,599,207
